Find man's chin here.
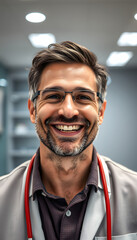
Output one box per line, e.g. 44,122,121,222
51,138,91,156
52,144,80,156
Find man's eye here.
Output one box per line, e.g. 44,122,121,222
47,94,60,99
76,94,92,101
43,93,62,101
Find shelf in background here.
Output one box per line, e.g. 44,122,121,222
11,92,29,101
10,149,36,157
11,132,37,137
10,111,30,118
7,70,39,172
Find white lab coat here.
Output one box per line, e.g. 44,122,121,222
0,156,137,240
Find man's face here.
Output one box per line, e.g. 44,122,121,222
29,63,106,156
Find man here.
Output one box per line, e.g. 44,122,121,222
0,41,137,240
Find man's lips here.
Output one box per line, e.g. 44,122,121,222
50,123,84,136
53,124,83,131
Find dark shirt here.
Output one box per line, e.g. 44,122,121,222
32,147,98,240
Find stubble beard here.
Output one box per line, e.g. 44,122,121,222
35,114,99,157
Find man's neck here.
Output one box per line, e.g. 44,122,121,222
39,143,93,204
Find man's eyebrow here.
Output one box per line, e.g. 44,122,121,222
43,86,64,91
74,87,94,92
43,86,94,92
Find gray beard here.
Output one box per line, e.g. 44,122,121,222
46,130,88,156
35,115,99,157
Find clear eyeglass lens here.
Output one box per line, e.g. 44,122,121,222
40,89,96,104
74,91,95,103
41,90,64,103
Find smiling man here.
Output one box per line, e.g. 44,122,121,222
1,41,137,240
30,63,104,156
28,61,106,207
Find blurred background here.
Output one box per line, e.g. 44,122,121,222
0,0,137,175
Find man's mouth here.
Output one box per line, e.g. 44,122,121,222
52,124,83,132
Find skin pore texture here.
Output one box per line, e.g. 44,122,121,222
28,63,106,204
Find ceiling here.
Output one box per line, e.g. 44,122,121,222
0,0,137,69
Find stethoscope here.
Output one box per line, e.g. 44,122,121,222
25,153,111,240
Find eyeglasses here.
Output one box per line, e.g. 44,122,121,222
31,87,103,105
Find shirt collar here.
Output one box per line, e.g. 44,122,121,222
86,147,98,190
32,148,44,197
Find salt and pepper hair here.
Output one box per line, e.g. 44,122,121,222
28,41,108,103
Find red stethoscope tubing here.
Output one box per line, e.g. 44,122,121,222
24,154,36,239
97,153,112,240
24,154,111,240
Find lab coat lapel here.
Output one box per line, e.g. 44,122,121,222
29,197,45,240
80,156,111,240
28,167,45,240
80,187,106,240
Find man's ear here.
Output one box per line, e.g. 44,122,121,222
98,100,107,125
28,99,36,124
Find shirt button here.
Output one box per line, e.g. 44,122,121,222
41,192,46,197
66,210,71,217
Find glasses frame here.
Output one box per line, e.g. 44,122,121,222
31,88,103,104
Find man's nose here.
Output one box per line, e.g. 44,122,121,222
58,94,79,118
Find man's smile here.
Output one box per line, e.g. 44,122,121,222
50,124,85,137
53,124,83,131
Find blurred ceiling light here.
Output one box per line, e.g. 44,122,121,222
117,32,137,46
28,33,56,48
0,78,7,87
134,13,137,20
25,12,46,23
106,52,133,67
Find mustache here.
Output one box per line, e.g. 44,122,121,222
45,115,90,127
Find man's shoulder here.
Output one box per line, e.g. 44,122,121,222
0,160,30,185
102,155,137,179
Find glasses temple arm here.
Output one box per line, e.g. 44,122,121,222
31,91,41,101
97,92,103,103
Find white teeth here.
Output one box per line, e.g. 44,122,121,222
55,125,81,131
64,126,68,131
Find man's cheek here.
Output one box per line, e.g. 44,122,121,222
83,110,98,127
